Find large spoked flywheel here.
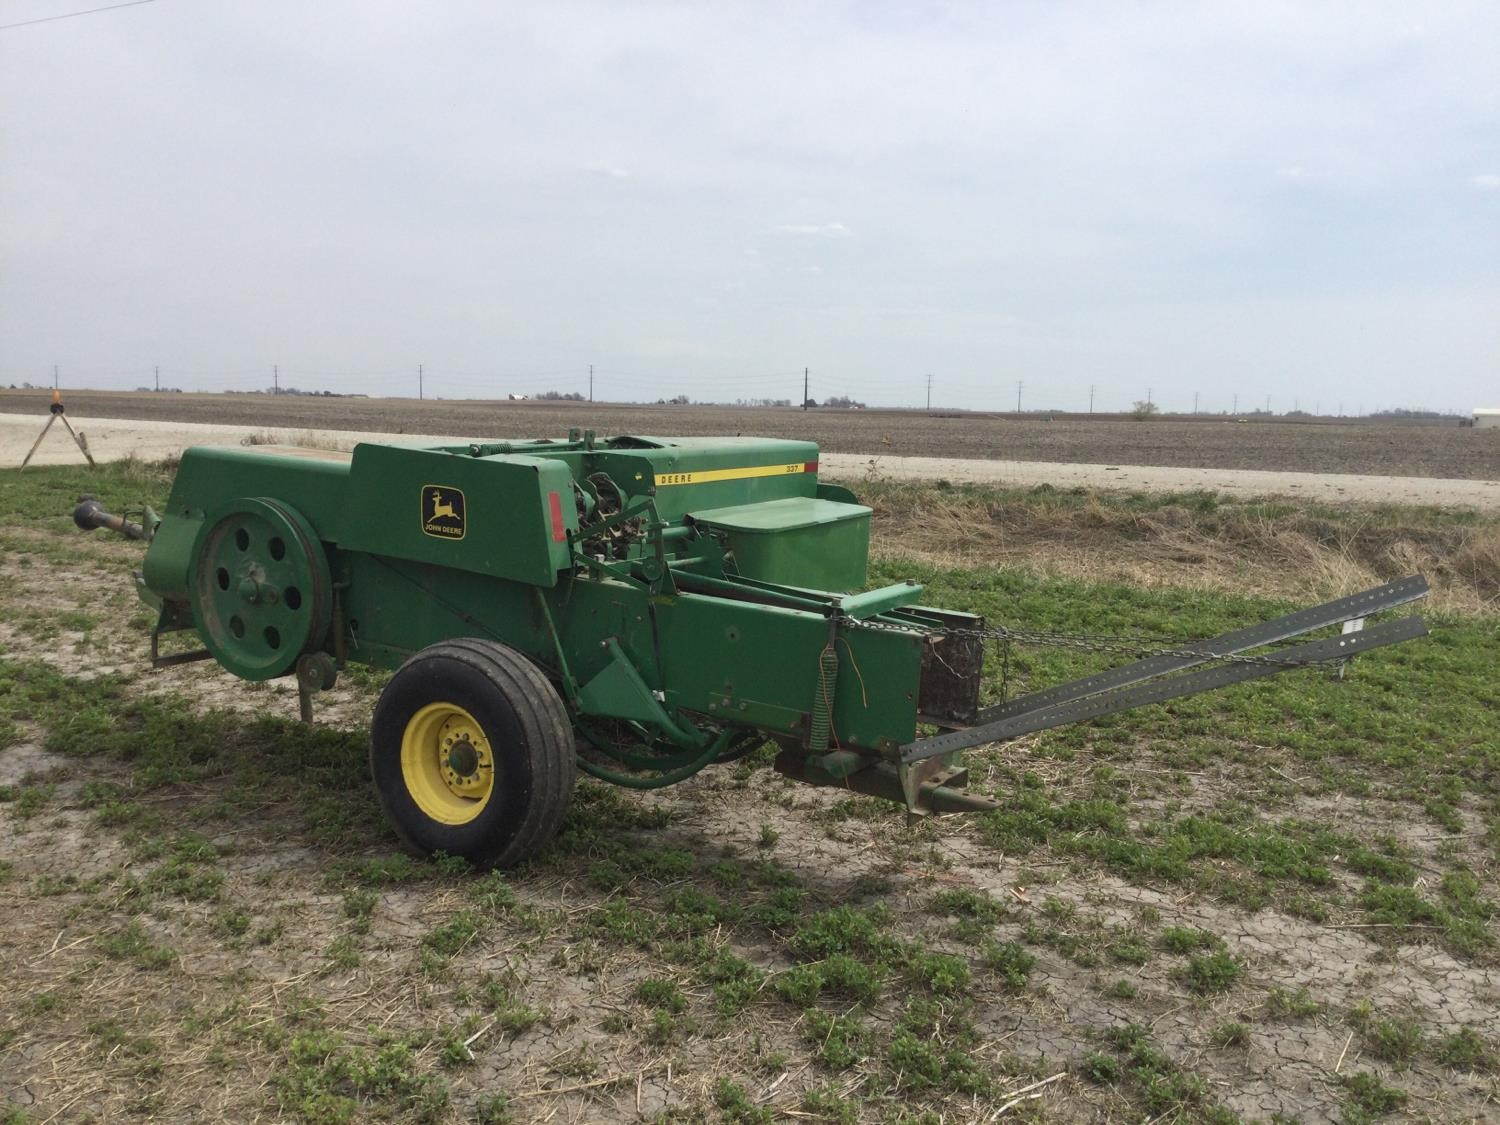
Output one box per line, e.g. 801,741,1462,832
191,497,333,681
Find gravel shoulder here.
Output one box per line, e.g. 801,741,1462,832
6,411,1499,510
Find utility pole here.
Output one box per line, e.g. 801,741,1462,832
1015,380,1023,414
925,374,933,414
274,365,279,394
1233,393,1238,414
418,364,424,401
154,366,160,392
803,367,809,410
589,364,594,404
1338,400,1344,417
1193,391,1199,415
1265,394,1271,414
1147,387,1153,407
1089,385,1095,413
53,365,59,389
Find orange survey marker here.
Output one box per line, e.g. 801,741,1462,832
19,389,96,469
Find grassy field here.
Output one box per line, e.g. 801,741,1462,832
858,477,1500,616
1,461,1497,1123
4,389,1499,479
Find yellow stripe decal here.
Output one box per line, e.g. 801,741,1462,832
654,462,811,487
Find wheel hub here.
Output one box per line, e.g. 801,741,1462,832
439,714,492,795
446,739,480,777
401,703,497,824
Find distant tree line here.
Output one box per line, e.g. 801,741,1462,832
256,387,348,397
534,390,585,401
1371,407,1460,420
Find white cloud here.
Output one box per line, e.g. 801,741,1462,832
1470,173,1500,190
774,223,853,238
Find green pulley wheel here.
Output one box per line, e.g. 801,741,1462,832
190,497,333,681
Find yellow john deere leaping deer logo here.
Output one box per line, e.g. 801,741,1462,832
421,485,466,540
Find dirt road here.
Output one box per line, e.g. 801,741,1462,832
5,411,1498,509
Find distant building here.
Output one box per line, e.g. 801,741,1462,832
1475,409,1500,429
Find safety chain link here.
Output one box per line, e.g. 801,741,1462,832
843,614,1355,669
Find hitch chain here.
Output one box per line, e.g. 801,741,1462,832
846,616,1367,669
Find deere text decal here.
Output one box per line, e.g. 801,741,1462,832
421,485,466,540
653,462,816,487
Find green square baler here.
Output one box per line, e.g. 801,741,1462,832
77,429,1429,867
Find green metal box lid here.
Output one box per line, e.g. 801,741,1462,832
687,496,871,533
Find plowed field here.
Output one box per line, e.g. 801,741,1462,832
3,389,1495,479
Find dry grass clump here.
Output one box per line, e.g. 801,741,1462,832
1450,525,1500,602
240,429,353,451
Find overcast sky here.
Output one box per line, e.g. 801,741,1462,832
1,1,1496,412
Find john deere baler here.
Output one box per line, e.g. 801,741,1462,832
86,428,1429,867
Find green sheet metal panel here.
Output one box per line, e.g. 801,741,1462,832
579,436,820,520
688,496,871,591
653,591,922,751
341,552,565,670
142,445,354,598
337,444,577,587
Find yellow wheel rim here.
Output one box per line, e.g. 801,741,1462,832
400,702,496,825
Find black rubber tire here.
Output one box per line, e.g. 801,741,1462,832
370,638,576,868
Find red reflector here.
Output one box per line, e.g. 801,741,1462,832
804,461,818,473
547,491,566,541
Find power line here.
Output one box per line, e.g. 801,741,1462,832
0,0,156,33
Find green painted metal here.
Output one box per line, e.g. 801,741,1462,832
338,443,577,587
136,431,969,812
190,497,332,680
689,496,871,590
575,727,736,789
838,581,925,620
